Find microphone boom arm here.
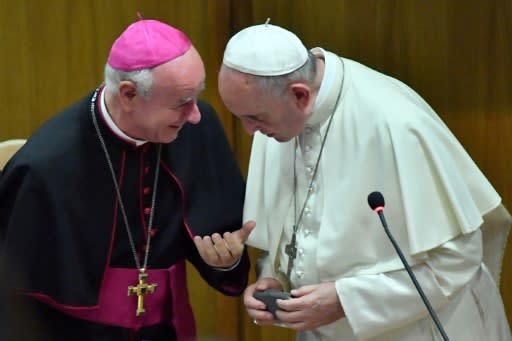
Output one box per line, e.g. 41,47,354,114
376,211,450,341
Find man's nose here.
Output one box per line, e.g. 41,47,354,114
186,103,201,124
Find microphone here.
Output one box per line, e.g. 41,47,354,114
367,191,450,341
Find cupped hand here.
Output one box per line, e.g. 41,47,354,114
193,220,256,268
244,277,284,326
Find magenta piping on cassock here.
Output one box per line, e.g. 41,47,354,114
161,162,195,239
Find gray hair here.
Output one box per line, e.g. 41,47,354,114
252,51,318,98
104,64,154,100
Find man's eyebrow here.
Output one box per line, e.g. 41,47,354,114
172,83,206,108
244,113,265,121
177,96,194,105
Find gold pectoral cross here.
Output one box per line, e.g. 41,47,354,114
127,268,157,316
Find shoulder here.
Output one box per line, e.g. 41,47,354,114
36,91,93,136
8,91,95,171
343,58,432,115
337,61,439,131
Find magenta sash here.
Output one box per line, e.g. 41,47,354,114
29,261,196,340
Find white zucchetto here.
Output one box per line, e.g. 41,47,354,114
223,23,308,76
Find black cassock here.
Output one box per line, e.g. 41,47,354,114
0,88,249,341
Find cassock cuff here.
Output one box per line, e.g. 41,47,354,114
214,257,241,272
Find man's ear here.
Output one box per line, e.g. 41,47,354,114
289,83,311,110
118,81,138,111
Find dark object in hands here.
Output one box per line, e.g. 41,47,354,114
253,289,292,318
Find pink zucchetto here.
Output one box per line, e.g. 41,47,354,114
107,19,192,71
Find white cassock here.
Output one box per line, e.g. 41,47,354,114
244,48,511,341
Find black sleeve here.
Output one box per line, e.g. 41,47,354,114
186,242,250,296
174,100,250,296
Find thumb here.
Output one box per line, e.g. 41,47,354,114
291,284,315,297
237,220,256,242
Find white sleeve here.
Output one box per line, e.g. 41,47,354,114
256,251,274,278
256,251,291,291
336,229,482,340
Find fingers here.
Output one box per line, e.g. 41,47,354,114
193,235,218,266
246,301,276,325
194,234,236,267
245,278,284,308
249,311,275,326
244,290,266,310
278,282,344,330
290,284,316,297
212,233,232,262
244,283,276,324
222,232,244,259
193,220,256,267
274,309,299,323
255,277,284,291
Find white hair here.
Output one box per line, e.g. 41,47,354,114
104,64,154,100
252,51,318,98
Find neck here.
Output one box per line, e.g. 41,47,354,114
102,89,147,145
312,56,325,96
104,89,123,126
304,57,326,119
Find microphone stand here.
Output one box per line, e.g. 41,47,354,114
376,211,450,341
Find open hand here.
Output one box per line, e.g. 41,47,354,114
193,220,256,268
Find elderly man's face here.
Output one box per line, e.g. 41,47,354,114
128,46,206,144
218,67,310,142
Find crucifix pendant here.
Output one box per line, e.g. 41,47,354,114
285,229,298,278
127,268,158,316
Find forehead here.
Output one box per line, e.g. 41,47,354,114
219,68,267,114
152,47,205,95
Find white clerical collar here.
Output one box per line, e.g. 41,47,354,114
306,47,337,126
99,87,147,146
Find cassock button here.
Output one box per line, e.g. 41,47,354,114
144,207,151,215
306,208,313,218
143,187,151,195
149,229,158,237
144,166,150,174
